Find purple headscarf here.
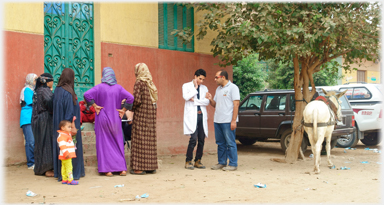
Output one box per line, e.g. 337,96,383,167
101,67,117,85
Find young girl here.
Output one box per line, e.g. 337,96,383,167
57,120,79,185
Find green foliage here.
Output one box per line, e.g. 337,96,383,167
174,3,380,71
267,60,342,89
233,53,267,99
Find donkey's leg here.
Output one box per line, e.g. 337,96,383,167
314,137,324,174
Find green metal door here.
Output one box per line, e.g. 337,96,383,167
44,2,94,101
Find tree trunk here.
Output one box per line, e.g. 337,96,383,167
285,56,315,163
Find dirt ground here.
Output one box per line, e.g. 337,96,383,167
3,141,382,204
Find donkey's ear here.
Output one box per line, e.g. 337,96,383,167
336,89,348,98
321,88,328,95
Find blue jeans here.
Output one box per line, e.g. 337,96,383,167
214,123,238,167
22,124,35,167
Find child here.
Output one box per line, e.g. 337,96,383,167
57,120,79,185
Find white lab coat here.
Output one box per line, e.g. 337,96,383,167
182,80,209,137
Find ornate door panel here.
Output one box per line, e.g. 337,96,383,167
44,2,94,101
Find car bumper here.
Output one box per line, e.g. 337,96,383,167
332,127,356,139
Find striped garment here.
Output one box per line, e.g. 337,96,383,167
101,67,117,85
57,130,77,160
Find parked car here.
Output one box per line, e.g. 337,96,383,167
330,83,382,147
236,89,356,152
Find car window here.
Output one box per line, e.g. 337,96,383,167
290,95,295,111
239,95,263,110
339,87,372,100
265,95,286,111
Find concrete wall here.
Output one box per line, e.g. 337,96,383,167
101,43,232,155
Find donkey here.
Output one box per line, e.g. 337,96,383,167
303,88,347,174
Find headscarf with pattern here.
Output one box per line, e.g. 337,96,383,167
57,68,77,105
134,63,158,104
20,73,38,104
101,67,117,85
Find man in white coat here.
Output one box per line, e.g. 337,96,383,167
182,69,209,170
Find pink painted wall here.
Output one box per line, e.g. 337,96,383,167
4,31,44,165
101,43,233,155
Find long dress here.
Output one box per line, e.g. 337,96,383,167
31,86,54,175
130,80,158,171
52,87,85,181
84,83,134,173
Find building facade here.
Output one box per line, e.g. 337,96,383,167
4,2,230,165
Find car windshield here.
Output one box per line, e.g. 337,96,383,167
319,93,351,109
374,84,383,95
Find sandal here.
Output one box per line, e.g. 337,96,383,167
120,171,127,176
105,172,113,177
146,170,156,174
129,170,146,175
62,180,68,184
67,180,79,185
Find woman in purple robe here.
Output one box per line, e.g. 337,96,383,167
84,67,134,176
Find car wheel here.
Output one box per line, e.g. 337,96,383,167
237,137,257,145
336,133,358,148
361,132,382,146
280,130,308,152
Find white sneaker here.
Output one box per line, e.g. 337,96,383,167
28,164,35,170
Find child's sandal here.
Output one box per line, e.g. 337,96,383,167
67,180,79,185
62,180,68,184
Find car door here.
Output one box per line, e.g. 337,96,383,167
260,94,290,138
237,95,262,138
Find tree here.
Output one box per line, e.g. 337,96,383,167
174,2,380,163
267,59,342,89
233,53,268,100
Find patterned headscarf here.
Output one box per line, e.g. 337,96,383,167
20,73,37,104
135,63,158,104
101,67,117,85
57,68,77,105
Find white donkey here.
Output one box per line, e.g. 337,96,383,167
303,89,347,174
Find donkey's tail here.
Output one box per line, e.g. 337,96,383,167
313,108,318,141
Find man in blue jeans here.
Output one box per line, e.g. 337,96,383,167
206,70,240,171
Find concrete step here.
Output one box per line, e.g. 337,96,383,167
82,143,96,155
81,122,95,131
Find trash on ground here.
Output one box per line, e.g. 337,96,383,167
339,166,350,170
360,161,370,164
114,184,124,188
373,150,381,153
377,162,382,164
345,147,356,150
26,190,37,197
304,188,317,191
329,165,336,169
141,193,149,198
344,150,347,153
254,183,267,188
90,186,102,189
309,154,313,158
323,181,328,184
135,195,141,199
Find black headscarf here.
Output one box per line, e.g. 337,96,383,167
35,73,54,91
57,68,77,105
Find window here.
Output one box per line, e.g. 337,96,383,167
265,95,286,111
339,87,372,100
158,3,194,52
239,95,263,111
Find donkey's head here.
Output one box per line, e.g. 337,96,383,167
321,88,348,121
